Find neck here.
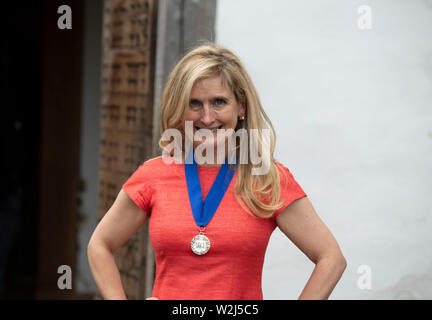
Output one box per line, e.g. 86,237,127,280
181,148,226,167
197,163,222,167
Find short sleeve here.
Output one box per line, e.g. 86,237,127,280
122,161,154,213
272,163,307,220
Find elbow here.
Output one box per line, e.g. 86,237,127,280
317,251,347,273
87,240,94,255
87,236,103,257
87,235,97,253
339,255,347,273
87,239,108,268
329,248,347,269
334,251,347,275
87,239,96,260
87,236,114,256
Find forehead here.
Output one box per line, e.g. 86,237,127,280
190,75,234,97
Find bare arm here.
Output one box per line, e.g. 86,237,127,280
276,197,347,299
87,189,149,300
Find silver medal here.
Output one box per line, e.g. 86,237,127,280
191,227,211,255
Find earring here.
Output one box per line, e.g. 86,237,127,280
239,116,245,121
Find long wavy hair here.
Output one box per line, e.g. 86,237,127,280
158,42,288,219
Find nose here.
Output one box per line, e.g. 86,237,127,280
200,104,216,125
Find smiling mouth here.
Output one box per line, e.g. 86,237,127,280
195,125,223,132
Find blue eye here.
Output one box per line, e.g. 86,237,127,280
189,100,201,107
215,99,226,106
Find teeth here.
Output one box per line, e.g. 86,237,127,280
195,126,221,132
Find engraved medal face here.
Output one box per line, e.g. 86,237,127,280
191,234,211,255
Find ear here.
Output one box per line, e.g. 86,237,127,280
239,103,246,117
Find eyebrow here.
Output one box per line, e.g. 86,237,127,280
189,96,230,101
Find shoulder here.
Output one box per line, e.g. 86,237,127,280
274,160,291,176
144,155,163,164
273,161,297,185
138,155,169,170
123,156,171,191
274,160,291,170
131,155,180,180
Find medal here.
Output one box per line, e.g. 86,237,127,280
191,227,210,255
185,148,236,255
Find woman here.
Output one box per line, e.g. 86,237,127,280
87,43,347,300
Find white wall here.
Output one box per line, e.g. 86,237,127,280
216,0,432,299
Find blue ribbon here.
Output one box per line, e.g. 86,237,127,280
185,148,236,227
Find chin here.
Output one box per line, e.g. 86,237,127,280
194,141,218,149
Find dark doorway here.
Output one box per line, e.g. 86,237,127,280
0,1,43,299
1,0,84,299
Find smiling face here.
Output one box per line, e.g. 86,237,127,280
182,75,245,155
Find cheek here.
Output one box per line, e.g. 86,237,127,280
220,114,238,127
183,111,200,123
182,112,198,142
218,107,239,125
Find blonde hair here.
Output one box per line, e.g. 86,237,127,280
158,42,288,219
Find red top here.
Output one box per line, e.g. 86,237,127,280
122,156,307,300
